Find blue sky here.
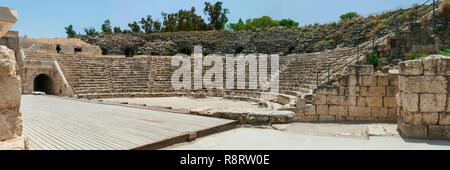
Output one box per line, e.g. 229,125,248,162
0,0,426,38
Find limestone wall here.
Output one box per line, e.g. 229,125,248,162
296,65,399,122
0,45,28,150
397,55,450,139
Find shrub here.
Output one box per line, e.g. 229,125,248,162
368,53,379,67
409,53,417,60
340,12,360,21
440,48,450,56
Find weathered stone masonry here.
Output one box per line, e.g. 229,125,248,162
296,65,399,122
0,6,28,150
397,55,450,140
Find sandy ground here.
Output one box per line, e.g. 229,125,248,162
101,97,269,111
165,123,450,150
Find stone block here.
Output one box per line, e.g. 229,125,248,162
316,86,339,95
438,57,450,76
400,109,414,123
341,96,356,106
0,76,21,109
362,76,377,86
398,121,428,138
402,93,419,112
348,65,374,75
399,60,423,75
339,75,349,86
377,75,389,86
329,105,348,116
423,57,440,75
368,86,386,97
0,107,22,141
383,97,397,108
367,97,382,107
346,86,360,96
304,104,316,115
386,86,398,97
372,107,388,118
313,95,326,105
326,95,341,105
428,125,450,140
316,105,329,115
388,73,398,86
319,115,336,122
357,97,366,107
349,106,371,117
419,94,446,112
439,113,450,125
0,136,29,150
388,108,398,120
0,46,17,77
349,75,359,86
302,115,319,122
398,76,447,94
360,86,368,96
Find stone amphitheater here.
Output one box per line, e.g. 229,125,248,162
0,1,449,150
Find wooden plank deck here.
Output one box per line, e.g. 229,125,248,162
20,95,236,150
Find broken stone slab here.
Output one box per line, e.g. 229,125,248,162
0,7,18,37
0,76,21,109
0,107,22,141
367,125,386,136
0,136,28,150
0,46,17,77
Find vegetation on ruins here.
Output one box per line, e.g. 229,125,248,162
228,16,299,31
101,20,113,34
204,1,230,30
368,53,379,67
84,27,99,36
64,25,77,38
409,53,429,60
339,12,361,21
440,48,450,56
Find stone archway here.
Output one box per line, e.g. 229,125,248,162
33,74,54,95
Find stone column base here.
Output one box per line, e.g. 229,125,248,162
0,136,29,150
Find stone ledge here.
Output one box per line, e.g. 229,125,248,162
0,136,28,150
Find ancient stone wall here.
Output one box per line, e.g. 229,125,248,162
0,45,28,150
296,65,399,122
397,55,450,139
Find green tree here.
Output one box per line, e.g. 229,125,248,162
340,12,360,21
113,27,122,34
65,25,77,38
161,7,208,32
245,16,279,30
84,27,99,36
128,21,141,33
279,19,299,28
228,18,245,31
101,19,113,34
204,1,229,30
140,15,154,33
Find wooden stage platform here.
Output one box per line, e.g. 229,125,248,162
20,95,236,150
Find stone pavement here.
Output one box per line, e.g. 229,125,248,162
166,123,450,150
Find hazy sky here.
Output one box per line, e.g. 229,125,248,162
0,0,426,38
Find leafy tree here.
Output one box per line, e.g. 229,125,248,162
204,1,229,30
340,12,360,21
161,7,208,32
279,19,299,28
101,19,113,34
113,27,123,34
153,20,162,32
228,18,245,31
84,27,99,36
128,21,141,33
65,25,77,38
245,16,279,30
140,15,154,33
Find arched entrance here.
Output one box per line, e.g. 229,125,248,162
34,74,54,95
